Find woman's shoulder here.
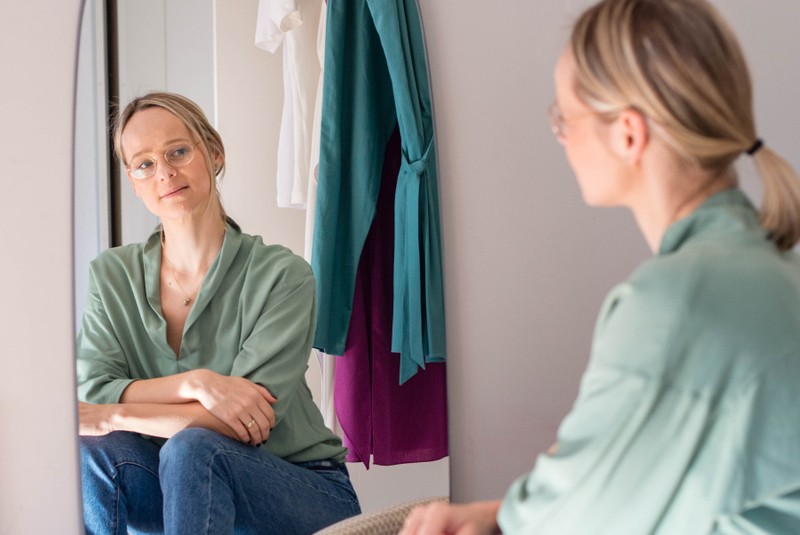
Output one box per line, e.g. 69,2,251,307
634,235,800,299
236,231,313,282
89,242,147,275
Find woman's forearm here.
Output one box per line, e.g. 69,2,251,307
118,369,209,404
116,370,276,445
97,401,238,441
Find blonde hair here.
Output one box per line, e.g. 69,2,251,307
112,92,227,221
571,0,800,250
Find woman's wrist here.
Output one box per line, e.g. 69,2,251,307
108,403,127,433
181,368,211,402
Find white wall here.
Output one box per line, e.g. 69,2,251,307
0,1,83,533
418,0,800,503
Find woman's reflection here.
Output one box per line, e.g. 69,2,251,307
76,92,360,534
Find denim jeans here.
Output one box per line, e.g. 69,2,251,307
81,428,361,534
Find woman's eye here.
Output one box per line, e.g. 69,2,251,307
134,159,153,170
169,146,190,160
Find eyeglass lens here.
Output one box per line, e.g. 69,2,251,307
128,143,196,180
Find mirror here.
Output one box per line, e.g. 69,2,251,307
73,0,449,519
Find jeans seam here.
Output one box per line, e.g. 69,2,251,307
109,461,159,535
208,448,358,506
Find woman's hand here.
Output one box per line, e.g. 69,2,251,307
78,401,119,436
399,500,502,535
187,370,278,446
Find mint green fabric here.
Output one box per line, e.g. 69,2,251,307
312,0,445,384
498,190,800,534
77,221,346,464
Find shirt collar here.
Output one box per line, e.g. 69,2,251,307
658,189,766,255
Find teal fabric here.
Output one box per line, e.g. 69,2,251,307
76,221,347,464
312,0,446,383
498,190,800,534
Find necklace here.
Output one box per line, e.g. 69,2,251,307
160,223,226,306
164,259,199,306
160,231,201,307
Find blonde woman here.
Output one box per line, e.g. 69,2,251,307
402,0,800,533
77,92,360,534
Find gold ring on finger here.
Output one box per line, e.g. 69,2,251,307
246,419,256,429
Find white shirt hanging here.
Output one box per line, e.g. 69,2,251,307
255,0,321,209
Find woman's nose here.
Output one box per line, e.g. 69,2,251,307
156,158,178,180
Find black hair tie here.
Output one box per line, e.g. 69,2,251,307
746,138,764,156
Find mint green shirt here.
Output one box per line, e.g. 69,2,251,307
77,221,346,464
499,190,800,534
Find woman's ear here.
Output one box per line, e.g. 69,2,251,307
214,151,224,174
611,107,649,166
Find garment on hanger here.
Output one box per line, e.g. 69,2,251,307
255,0,321,208
335,127,448,467
312,0,446,385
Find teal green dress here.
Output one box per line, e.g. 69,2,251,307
76,221,346,464
311,0,445,383
498,190,800,533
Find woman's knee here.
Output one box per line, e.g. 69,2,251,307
159,428,231,473
80,431,149,468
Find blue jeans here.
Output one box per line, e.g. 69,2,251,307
81,429,361,534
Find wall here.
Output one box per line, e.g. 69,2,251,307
418,0,800,502
0,0,83,533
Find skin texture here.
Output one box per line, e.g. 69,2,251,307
78,107,277,447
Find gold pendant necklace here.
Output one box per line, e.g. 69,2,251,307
165,259,199,307
161,231,200,307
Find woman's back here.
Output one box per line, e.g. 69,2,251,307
499,190,800,533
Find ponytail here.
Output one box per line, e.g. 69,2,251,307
752,147,800,250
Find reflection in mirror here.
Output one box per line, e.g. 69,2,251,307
74,0,110,330
73,0,449,524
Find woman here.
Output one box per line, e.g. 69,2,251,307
77,92,361,534
402,0,800,533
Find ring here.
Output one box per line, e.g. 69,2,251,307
246,419,256,429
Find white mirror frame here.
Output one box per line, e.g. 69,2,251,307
0,0,84,532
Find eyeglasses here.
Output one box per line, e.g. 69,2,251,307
126,141,201,180
547,102,597,139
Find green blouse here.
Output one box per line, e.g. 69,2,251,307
77,221,346,464
499,190,800,533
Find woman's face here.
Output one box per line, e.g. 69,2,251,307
120,107,214,221
553,47,634,207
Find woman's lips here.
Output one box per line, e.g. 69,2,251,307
161,186,188,198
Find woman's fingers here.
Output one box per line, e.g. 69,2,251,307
195,375,279,444
237,398,276,445
255,383,278,404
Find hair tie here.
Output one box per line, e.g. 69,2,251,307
746,138,764,156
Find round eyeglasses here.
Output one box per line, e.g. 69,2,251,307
126,141,201,180
547,102,597,139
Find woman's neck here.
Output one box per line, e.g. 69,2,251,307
160,211,227,275
629,152,735,253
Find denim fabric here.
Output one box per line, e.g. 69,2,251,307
81,429,361,535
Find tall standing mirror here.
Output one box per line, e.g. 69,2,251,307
73,0,450,519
